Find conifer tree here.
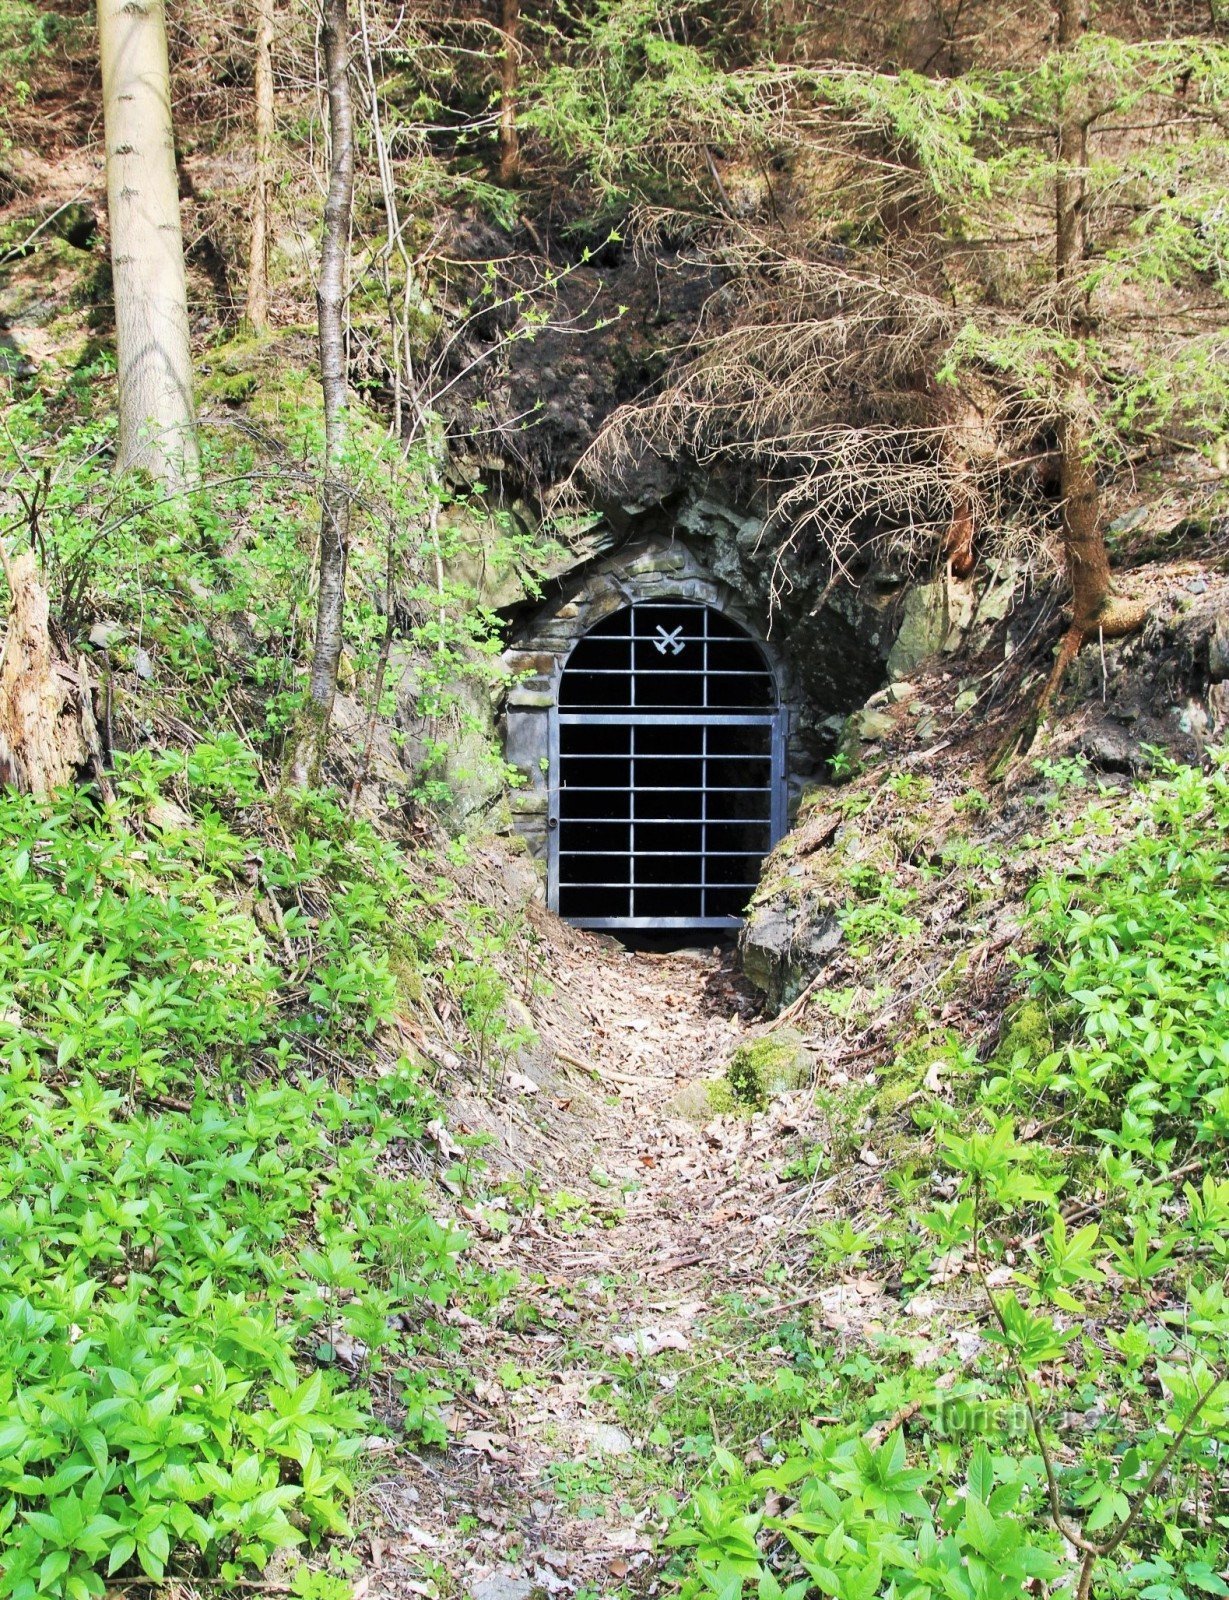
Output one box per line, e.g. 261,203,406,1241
530,2,1229,684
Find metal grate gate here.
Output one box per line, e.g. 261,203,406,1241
548,603,787,930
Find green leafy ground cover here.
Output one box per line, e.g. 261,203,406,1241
0,338,570,1600
0,744,492,1599
574,754,1229,1600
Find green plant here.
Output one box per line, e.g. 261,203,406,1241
658,752,1229,1600
837,865,922,957
952,787,989,817
665,1433,1061,1600
811,1219,876,1270
0,749,482,1597
888,772,932,804
1020,751,1229,1155
827,751,854,781
441,907,537,1084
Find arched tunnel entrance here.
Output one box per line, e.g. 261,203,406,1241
549,602,787,930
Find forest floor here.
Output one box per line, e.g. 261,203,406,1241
361,931,817,1600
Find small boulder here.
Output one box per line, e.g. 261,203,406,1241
725,1029,814,1110
470,1570,536,1600
667,1077,736,1122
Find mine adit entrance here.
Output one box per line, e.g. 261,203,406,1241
549,602,787,931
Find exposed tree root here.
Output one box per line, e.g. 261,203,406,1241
991,594,1149,777
1039,594,1149,719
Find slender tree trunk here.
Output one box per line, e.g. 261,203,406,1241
244,0,276,334
1054,0,1089,283
293,0,355,786
1046,0,1144,694
98,0,200,489
498,0,520,186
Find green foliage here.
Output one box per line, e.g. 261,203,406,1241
524,0,772,198
667,1432,1060,1600
439,905,537,1083
836,864,922,958
659,753,1229,1600
525,6,1229,505
1018,751,1229,1156
0,746,473,1597
0,0,70,123
0,389,551,813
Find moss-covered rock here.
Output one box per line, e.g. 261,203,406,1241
725,1029,814,1110
667,1076,739,1122
200,368,258,404
198,334,274,406
991,1001,1054,1071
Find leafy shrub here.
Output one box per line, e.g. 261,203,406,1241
1017,751,1229,1158
0,746,468,1598
661,754,1229,1600
666,1434,1060,1600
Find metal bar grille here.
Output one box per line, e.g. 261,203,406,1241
548,603,787,931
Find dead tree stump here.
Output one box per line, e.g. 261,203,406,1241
0,549,107,797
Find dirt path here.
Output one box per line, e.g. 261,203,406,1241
365,931,810,1600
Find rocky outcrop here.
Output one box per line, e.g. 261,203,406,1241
738,559,1229,1011
740,899,842,1009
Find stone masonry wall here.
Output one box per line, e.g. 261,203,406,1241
502,535,801,870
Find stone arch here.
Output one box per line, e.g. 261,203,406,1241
503,536,798,927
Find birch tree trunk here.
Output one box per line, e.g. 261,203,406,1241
98,0,200,489
292,0,354,785
244,0,276,334
498,0,520,186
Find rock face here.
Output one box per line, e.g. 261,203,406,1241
740,897,841,1010
738,561,1229,1012
1061,574,1229,769
444,226,719,495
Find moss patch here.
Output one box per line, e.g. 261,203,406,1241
200,368,258,404
875,1028,971,1117
991,1000,1054,1072
725,1030,814,1111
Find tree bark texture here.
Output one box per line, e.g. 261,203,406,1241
97,0,200,489
295,0,354,783
498,0,520,186
937,391,996,581
0,550,108,797
244,0,276,334
1046,0,1143,693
